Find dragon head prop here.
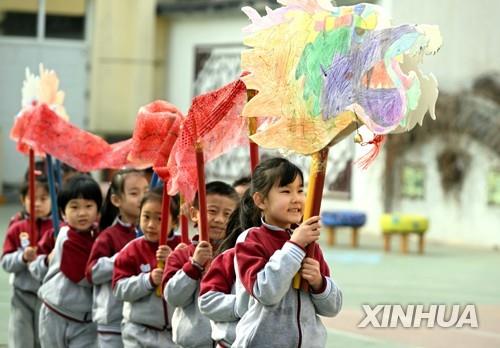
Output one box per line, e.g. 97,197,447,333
242,1,442,154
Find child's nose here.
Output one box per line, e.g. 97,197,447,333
214,213,225,223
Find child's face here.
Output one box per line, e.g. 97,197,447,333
256,176,305,229
23,185,51,219
63,198,99,232
191,194,237,242
113,173,149,224
140,200,169,243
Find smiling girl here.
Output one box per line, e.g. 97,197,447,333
233,158,343,348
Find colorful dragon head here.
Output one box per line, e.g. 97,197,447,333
242,0,442,154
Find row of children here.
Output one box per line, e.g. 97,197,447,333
2,157,342,348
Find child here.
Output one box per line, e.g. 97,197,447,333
162,181,239,348
1,176,53,348
232,176,251,197
198,189,261,347
85,169,149,347
38,174,103,348
232,158,343,347
112,187,177,347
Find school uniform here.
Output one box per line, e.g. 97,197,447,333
8,210,28,227
28,223,57,282
38,225,98,348
86,219,137,348
167,230,182,251
162,236,213,348
232,221,343,348
199,248,238,348
1,217,53,348
113,236,175,348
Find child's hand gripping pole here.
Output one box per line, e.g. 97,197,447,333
292,148,329,291
156,184,171,296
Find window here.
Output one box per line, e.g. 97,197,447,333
487,169,500,206
0,0,85,40
45,0,85,40
45,14,84,40
0,1,38,37
401,163,425,199
193,44,243,95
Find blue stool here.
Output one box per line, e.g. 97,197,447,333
321,211,367,247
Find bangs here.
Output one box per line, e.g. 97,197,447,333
273,160,303,188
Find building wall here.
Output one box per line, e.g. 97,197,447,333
164,11,248,113
88,0,157,134
397,135,500,247
0,0,87,184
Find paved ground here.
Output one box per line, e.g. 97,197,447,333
1,202,499,347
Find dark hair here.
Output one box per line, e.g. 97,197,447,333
100,169,146,230
232,176,251,188
20,176,50,199
245,157,304,219
139,186,180,227
58,174,102,213
192,181,239,209
215,188,261,255
252,157,303,197
23,160,47,181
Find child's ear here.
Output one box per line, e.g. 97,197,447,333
189,206,199,224
110,194,121,208
252,192,266,211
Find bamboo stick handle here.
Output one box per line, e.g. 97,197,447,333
292,148,329,291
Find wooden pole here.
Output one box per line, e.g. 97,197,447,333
195,142,209,242
46,154,60,237
247,89,259,173
292,147,329,291
156,184,170,296
28,149,37,246
180,195,190,244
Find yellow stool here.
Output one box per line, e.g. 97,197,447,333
380,214,429,254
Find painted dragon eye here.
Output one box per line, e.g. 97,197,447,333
355,27,366,36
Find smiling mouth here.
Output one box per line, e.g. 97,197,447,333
210,227,225,233
288,208,302,213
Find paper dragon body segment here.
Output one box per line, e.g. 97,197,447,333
242,1,442,155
